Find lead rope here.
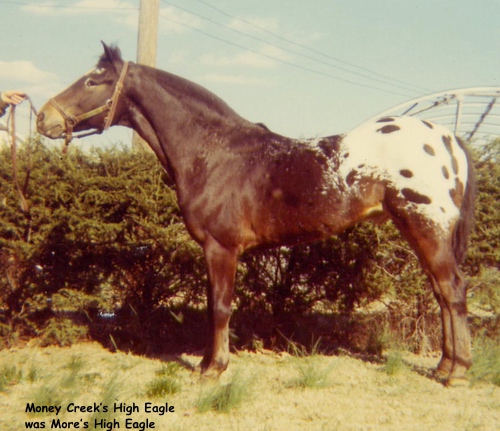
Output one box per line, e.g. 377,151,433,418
6,97,39,241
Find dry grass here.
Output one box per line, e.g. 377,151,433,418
0,343,498,431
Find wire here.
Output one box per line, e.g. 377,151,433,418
194,0,434,95
158,10,416,98
163,0,424,96
4,0,422,98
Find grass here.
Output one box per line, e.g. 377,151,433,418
145,362,182,397
284,337,336,389
383,350,408,376
61,355,86,388
0,342,499,430
90,374,120,425
0,365,23,391
30,384,64,413
196,373,251,413
468,334,500,386
287,355,335,389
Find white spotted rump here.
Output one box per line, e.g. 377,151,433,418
339,116,468,227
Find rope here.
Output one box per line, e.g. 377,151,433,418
6,98,38,216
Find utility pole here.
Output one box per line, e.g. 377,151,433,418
133,0,160,149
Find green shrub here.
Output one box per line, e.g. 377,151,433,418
38,318,88,347
0,137,498,356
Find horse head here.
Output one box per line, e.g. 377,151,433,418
37,42,127,142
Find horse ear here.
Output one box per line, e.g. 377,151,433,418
101,41,114,63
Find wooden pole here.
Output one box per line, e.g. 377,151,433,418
133,0,160,150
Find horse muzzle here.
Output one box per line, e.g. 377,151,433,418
36,105,65,139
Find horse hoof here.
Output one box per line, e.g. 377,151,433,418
433,368,450,383
200,366,225,380
445,376,469,388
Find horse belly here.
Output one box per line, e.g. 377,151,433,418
250,186,359,247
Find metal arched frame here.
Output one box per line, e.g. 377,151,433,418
361,87,500,145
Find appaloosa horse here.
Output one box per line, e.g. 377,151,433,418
37,43,475,384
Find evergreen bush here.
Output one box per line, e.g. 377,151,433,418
0,137,498,354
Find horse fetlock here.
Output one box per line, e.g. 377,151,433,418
199,359,228,379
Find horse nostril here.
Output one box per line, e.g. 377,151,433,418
37,112,45,123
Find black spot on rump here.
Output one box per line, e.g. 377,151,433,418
401,188,432,205
442,135,453,155
399,169,413,178
376,117,395,123
422,120,434,129
346,170,358,186
377,124,400,134
449,178,464,208
451,156,459,175
442,166,450,179
423,144,436,156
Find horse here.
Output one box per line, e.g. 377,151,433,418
37,43,476,384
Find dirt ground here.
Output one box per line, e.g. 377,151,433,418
0,343,498,431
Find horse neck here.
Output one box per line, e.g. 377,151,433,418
123,64,250,179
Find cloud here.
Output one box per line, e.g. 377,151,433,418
200,45,289,70
21,1,201,33
0,61,56,84
0,61,62,108
21,0,135,15
21,0,139,29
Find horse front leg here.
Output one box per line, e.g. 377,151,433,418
198,235,238,378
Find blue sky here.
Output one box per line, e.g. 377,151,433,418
0,0,499,146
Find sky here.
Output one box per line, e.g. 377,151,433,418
0,0,499,148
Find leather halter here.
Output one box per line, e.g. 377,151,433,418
49,61,129,148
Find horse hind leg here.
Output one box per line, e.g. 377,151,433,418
426,257,471,383
388,210,472,383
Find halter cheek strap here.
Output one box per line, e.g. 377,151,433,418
104,61,129,130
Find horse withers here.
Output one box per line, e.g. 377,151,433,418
37,43,476,384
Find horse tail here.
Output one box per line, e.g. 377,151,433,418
452,137,476,265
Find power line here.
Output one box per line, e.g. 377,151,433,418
194,0,434,95
158,11,415,98
162,0,424,97
6,0,423,98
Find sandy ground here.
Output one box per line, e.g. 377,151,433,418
0,343,498,431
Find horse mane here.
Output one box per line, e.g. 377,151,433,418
96,43,242,121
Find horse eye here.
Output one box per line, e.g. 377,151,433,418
85,78,98,88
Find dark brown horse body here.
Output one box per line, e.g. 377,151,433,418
37,44,475,383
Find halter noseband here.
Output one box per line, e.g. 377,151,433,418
49,61,129,149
